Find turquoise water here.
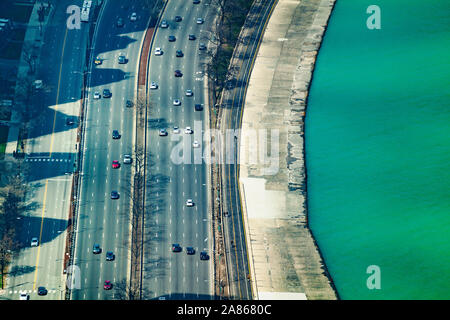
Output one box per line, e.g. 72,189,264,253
305,0,450,299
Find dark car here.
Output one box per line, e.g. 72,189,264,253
111,191,120,199
126,100,133,108
103,89,112,98
172,244,182,252
174,70,182,77
112,130,120,139
195,104,203,111
116,18,123,27
193,0,200,4
37,286,48,296
66,117,75,125
168,35,176,42
104,280,112,290
200,251,209,260
176,50,184,57
188,34,196,40
186,247,195,255
106,251,115,261
174,16,182,22
93,244,101,254
118,55,127,64
199,43,206,50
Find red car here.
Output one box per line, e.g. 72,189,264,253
112,160,120,169
104,280,112,290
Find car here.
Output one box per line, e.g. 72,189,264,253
192,140,200,148
159,129,168,136
116,18,123,27
168,35,176,42
185,89,193,97
173,99,181,106
188,34,196,40
160,20,168,28
154,47,162,56
173,126,180,134
19,292,29,300
186,199,194,207
199,43,206,50
130,12,137,21
193,0,201,4
94,57,102,65
103,280,112,290
196,18,204,24
37,286,48,296
123,154,132,164
66,117,75,126
126,100,133,108
195,104,203,111
110,191,120,199
174,16,182,22
172,244,182,252
176,50,183,57
200,251,209,260
93,91,101,99
150,81,158,89
186,247,195,255
106,251,115,261
118,55,127,64
112,160,120,169
102,89,112,98
30,237,39,247
112,130,120,139
174,70,183,77
185,127,193,134
93,244,101,254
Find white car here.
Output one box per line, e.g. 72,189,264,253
196,18,204,24
30,237,39,247
123,154,132,164
186,199,194,207
173,126,180,134
154,47,162,56
185,127,193,134
193,140,200,148
185,89,193,97
93,91,101,99
173,99,181,106
150,81,158,89
160,20,168,28
19,292,29,300
130,12,137,21
159,129,168,136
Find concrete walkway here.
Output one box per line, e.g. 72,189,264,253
240,0,337,299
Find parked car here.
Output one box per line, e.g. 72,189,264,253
126,100,133,108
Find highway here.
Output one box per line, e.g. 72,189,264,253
142,0,214,299
71,0,153,300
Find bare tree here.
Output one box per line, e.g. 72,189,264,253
0,230,18,289
22,42,37,75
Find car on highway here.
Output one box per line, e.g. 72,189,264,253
188,34,196,40
173,99,181,106
195,104,203,111
193,140,200,148
112,160,120,169
112,130,120,139
93,91,101,99
66,117,75,126
174,16,182,22
176,50,184,57
196,18,204,24
173,126,180,134
126,100,133,108
93,244,102,254
118,55,127,64
106,251,115,261
199,43,206,50
168,35,176,42
30,237,39,247
154,47,162,56
193,0,201,4
172,244,182,252
102,88,112,98
186,247,195,255
160,20,168,28
185,127,193,134
103,280,112,290
159,129,168,136
186,199,194,207
130,12,137,21
94,57,102,65
150,81,158,89
37,286,48,296
200,251,209,260
19,292,29,300
110,191,120,199
174,70,183,77
185,89,193,96
123,154,132,164
116,18,124,27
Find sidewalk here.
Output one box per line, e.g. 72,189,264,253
4,2,53,160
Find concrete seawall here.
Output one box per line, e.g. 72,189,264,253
239,0,338,299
